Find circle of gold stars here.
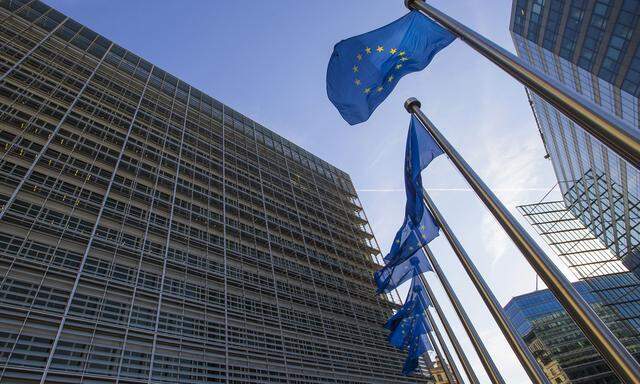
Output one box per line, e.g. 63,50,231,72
353,45,411,95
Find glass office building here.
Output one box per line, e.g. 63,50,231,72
519,196,640,334
0,1,424,383
510,0,640,351
505,278,640,383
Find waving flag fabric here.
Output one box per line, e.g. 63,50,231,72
375,116,442,293
385,274,432,349
402,319,433,375
403,115,443,227
384,271,434,376
376,253,431,294
327,11,455,125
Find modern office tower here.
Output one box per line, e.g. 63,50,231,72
510,0,640,348
0,1,425,383
505,278,640,383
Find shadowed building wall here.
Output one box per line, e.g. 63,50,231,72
0,1,424,383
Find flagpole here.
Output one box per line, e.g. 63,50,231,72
418,268,480,384
428,330,457,384
425,304,464,384
422,188,548,384
405,0,640,168
405,97,640,384
422,246,505,384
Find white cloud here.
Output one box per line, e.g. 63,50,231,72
469,89,547,268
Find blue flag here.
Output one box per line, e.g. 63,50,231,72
388,116,442,266
383,215,437,268
376,242,432,294
375,116,442,293
385,274,432,348
403,115,443,227
327,11,455,125
383,273,434,376
402,320,433,376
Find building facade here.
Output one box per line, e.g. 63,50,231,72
0,1,422,383
510,0,640,352
505,278,640,383
428,357,456,384
518,180,640,333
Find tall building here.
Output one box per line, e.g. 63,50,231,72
510,0,640,349
505,277,640,383
0,1,423,383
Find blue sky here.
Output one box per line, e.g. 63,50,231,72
44,1,574,382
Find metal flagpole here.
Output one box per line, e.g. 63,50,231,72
428,331,456,384
422,246,505,384
418,266,479,384
405,97,640,384
425,306,464,384
422,188,548,384
405,0,640,168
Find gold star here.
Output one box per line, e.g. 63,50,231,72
364,87,371,94
421,234,427,239
365,47,371,54
400,57,409,62
398,51,406,56
396,64,403,70
376,45,384,52
354,78,361,86
420,225,426,230
376,86,383,92
387,75,394,83
389,48,397,54
356,53,362,61
352,65,359,73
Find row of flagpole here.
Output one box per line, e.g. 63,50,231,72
421,245,503,384
403,0,640,381
406,95,640,384
424,292,464,384
418,257,474,384
421,190,542,383
326,0,640,381
380,252,463,382
357,184,466,380
403,0,640,382
394,92,639,383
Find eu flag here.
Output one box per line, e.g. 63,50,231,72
385,274,432,349
383,214,438,268
375,253,431,294
327,11,455,125
402,320,433,376
403,115,443,227
375,116,442,293
383,274,434,375
385,115,442,267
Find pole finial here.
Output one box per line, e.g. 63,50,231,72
404,0,418,10
404,97,421,113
